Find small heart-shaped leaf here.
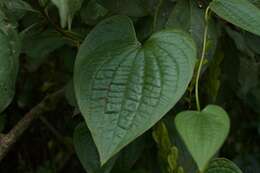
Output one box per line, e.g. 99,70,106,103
175,105,230,171
74,15,197,164
205,158,242,173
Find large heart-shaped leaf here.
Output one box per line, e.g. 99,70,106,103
74,15,197,164
0,23,20,113
209,0,260,36
175,105,230,171
205,158,242,173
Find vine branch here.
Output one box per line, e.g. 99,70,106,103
195,7,211,111
0,89,65,162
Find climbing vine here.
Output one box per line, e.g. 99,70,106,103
1,0,260,172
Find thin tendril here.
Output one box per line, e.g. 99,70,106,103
195,7,211,111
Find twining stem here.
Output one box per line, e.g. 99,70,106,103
195,7,211,111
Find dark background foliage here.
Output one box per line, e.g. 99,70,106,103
0,0,260,172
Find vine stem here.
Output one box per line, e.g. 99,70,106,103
195,7,211,111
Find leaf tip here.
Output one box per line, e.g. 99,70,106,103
99,152,111,167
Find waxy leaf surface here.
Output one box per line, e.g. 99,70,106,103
210,0,260,36
74,15,197,164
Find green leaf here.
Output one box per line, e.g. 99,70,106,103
209,0,260,36
205,158,242,173
51,0,84,29
0,23,21,113
80,0,108,25
175,105,230,172
166,0,205,51
22,29,67,71
0,0,37,26
74,15,197,164
73,123,117,173
166,0,219,61
1,0,37,20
